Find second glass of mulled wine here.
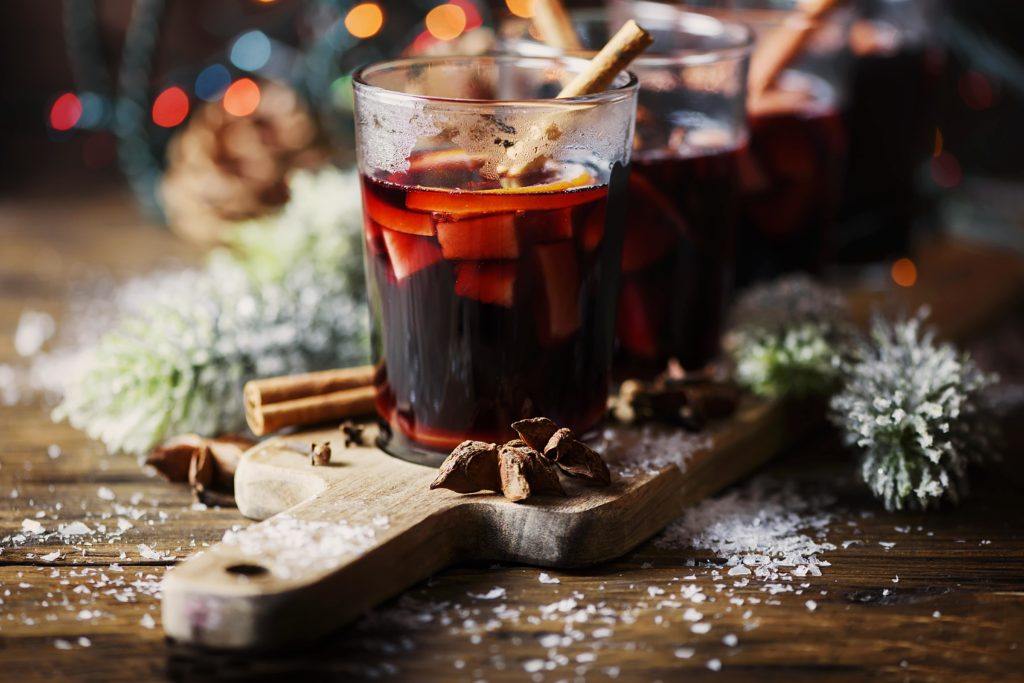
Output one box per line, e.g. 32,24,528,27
353,56,638,464
506,3,753,374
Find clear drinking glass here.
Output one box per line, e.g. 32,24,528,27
352,56,638,464
504,3,753,374
683,0,852,285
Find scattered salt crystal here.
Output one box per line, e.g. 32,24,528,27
538,633,561,648
723,633,738,647
691,622,711,634
471,587,506,600
47,444,62,459
40,550,61,562
683,608,703,622
14,310,55,357
77,610,94,620
138,544,166,561
932,611,941,619
841,540,862,549
892,575,900,583
707,658,721,671
576,652,596,663
879,541,895,549
805,600,817,611
116,519,134,532
592,627,613,638
58,522,93,537
21,519,44,535
77,637,91,647
97,487,116,501
523,659,545,673
141,613,156,629
54,639,72,650
727,565,750,576
647,586,664,597
674,647,694,659
538,572,560,584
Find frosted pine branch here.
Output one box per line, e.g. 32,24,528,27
829,310,998,510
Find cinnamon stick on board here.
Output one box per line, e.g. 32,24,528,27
500,19,653,177
244,366,376,436
747,0,841,100
531,0,582,51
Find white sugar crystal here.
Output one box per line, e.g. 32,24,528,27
879,541,895,549
683,608,703,622
805,600,817,611
77,637,91,647
117,519,134,532
723,633,738,647
707,658,722,671
727,565,751,576
691,622,711,634
523,659,545,673
471,587,507,600
592,627,613,638
538,572,560,584
140,613,156,629
138,544,166,561
58,522,93,537
97,487,116,501
14,310,55,357
932,611,941,618
40,551,61,562
21,519,44,535
54,639,72,650
674,647,695,659
47,444,62,459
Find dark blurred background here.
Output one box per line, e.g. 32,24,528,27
1,1,1023,239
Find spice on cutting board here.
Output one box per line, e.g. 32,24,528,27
431,418,611,502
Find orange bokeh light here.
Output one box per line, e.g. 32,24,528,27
891,258,917,288
223,78,261,117
345,3,384,39
425,3,467,41
151,86,190,128
506,0,535,18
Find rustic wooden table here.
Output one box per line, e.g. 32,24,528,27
1,190,1023,682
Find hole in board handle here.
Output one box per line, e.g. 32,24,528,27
225,563,269,577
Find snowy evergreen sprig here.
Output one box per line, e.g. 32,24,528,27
725,275,850,399
54,167,368,455
829,310,998,511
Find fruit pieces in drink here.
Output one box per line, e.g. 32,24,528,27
361,153,622,455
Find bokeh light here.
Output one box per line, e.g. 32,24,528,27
195,64,232,102
223,78,261,117
230,30,272,71
151,86,190,128
426,3,467,41
49,93,82,131
930,152,962,189
506,0,535,18
891,258,917,288
344,3,384,39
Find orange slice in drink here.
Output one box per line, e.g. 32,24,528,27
406,173,604,216
534,241,581,344
381,229,443,280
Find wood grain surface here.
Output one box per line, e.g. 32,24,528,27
1,190,1023,681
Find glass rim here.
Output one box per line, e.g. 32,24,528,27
352,55,640,108
506,4,755,68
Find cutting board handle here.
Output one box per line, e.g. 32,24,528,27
161,480,463,649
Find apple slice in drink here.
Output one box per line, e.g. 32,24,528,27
534,241,581,344
363,186,435,236
381,229,443,280
517,207,574,243
436,214,519,260
454,263,517,307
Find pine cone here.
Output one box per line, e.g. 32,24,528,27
161,80,327,246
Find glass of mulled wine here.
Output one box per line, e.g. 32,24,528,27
352,56,638,464
836,0,944,265
505,4,753,374
697,0,851,285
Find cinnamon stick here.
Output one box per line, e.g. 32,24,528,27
244,366,376,436
500,19,653,177
747,0,841,100
531,0,582,51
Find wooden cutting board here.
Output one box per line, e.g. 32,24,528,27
161,238,1024,650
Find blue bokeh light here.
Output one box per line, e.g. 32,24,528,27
195,64,232,102
230,31,272,72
